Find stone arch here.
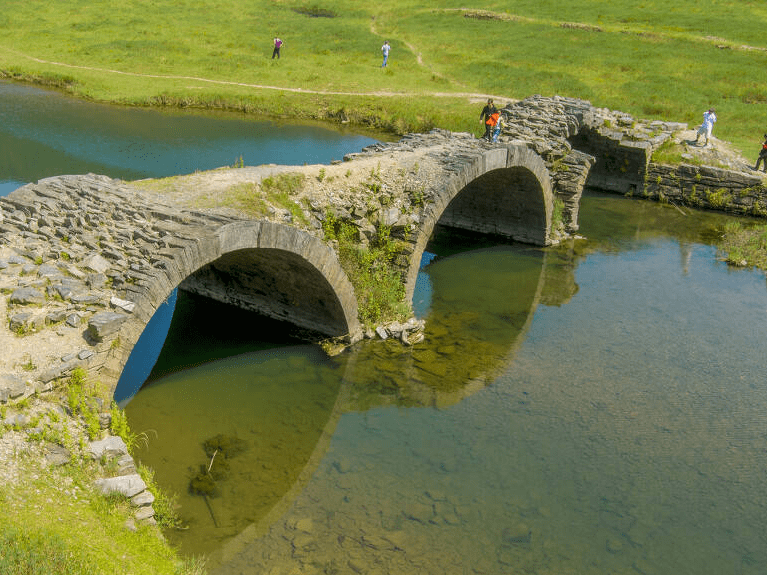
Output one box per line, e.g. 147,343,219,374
102,221,360,397
404,143,553,300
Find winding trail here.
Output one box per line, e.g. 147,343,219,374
0,45,508,104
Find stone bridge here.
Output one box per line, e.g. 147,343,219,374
1,95,765,401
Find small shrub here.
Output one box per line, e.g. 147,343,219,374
323,212,409,326
706,188,732,209
66,368,104,441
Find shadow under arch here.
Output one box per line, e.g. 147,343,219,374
404,143,553,301
104,220,361,398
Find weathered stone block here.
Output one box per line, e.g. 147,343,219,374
88,435,129,460
0,375,27,402
87,311,128,341
94,474,147,498
9,287,45,305
83,253,111,274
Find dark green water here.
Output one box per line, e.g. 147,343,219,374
125,193,767,574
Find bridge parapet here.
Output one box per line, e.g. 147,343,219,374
0,174,360,398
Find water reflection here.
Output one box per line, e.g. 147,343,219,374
204,194,767,575
126,237,556,560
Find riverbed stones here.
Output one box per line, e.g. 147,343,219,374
131,489,155,507
87,435,129,460
133,505,155,522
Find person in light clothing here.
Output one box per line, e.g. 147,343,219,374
492,111,504,143
381,41,390,67
695,108,716,146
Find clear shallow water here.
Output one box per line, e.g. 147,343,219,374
125,194,767,574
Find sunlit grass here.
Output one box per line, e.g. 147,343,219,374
0,460,204,575
0,1,765,152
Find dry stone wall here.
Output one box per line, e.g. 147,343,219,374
643,163,767,216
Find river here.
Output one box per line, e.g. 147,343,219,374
2,80,765,575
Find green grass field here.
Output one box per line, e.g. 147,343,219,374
1,1,766,156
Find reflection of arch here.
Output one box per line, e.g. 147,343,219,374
102,221,360,397
405,144,553,300
209,379,347,568
341,246,549,410
180,246,580,570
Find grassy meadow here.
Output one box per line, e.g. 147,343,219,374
1,1,766,156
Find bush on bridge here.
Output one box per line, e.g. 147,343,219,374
322,211,410,327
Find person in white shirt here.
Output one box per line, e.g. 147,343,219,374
381,41,390,67
695,108,717,146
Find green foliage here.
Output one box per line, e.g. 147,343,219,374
20,355,35,372
551,198,565,231
108,401,152,454
719,220,767,269
323,211,409,326
261,173,305,196
223,173,308,225
706,188,733,209
66,368,103,441
293,5,336,18
651,140,693,165
136,464,183,530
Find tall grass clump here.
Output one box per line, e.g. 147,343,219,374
719,220,767,269
66,367,105,440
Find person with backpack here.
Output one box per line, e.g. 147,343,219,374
754,134,767,172
492,110,504,143
272,37,283,59
479,99,497,141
